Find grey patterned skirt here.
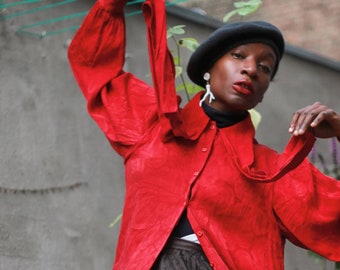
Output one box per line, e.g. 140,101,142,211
152,238,212,270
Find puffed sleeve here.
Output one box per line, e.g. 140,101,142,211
68,0,160,158
273,159,340,261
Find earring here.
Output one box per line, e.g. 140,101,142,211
199,72,215,106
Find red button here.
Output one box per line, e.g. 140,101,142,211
197,231,203,237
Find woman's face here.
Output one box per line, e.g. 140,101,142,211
206,43,276,113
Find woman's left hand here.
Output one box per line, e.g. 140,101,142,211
289,102,340,140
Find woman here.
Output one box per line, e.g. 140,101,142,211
68,0,340,269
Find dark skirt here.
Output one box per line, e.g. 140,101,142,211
152,238,212,270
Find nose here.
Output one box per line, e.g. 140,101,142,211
241,59,257,78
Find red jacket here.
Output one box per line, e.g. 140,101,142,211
68,1,340,269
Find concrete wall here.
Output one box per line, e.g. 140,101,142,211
1,1,125,269
0,1,339,269
178,0,340,61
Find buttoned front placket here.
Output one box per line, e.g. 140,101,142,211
184,121,218,202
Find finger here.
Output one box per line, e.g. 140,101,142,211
290,102,326,135
288,112,299,133
289,106,310,133
289,105,313,135
296,106,326,135
310,109,336,128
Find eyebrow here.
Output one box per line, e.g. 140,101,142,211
264,51,276,62
232,44,277,65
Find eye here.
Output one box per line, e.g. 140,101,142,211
258,63,271,75
231,53,245,60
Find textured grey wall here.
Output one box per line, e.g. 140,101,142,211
0,1,338,269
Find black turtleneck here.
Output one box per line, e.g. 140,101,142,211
202,102,248,128
171,102,248,238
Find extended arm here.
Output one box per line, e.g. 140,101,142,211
273,159,340,261
68,0,184,157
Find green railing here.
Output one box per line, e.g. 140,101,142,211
0,0,188,38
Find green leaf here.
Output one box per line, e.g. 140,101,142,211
167,25,186,39
249,0,262,5
234,1,246,8
178,37,199,51
226,0,262,20
175,66,183,78
234,0,261,9
172,56,180,66
223,9,238,22
176,82,188,91
108,213,122,228
176,82,202,94
249,109,261,130
187,85,203,94
237,5,260,16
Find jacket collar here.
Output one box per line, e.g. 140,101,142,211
172,92,316,182
164,92,210,140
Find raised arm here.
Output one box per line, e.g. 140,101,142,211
68,0,165,157
68,0,188,157
68,0,129,100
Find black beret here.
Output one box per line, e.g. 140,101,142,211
187,21,285,87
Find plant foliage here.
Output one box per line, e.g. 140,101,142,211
223,0,262,22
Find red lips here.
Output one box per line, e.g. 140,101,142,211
233,80,254,95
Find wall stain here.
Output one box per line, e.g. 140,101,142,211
0,182,88,195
